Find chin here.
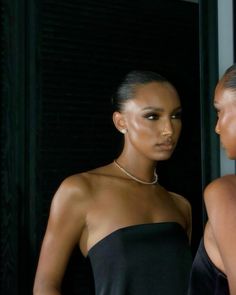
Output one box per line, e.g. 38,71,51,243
154,153,173,161
224,147,236,160
227,153,236,160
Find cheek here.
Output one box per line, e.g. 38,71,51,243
172,120,182,140
221,115,236,157
128,118,155,135
221,113,236,133
227,118,236,149
130,120,182,138
174,120,182,133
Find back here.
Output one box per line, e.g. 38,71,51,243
188,238,229,295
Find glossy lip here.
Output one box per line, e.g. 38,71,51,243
156,142,175,151
157,143,174,151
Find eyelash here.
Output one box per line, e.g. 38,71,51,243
144,113,159,120
144,112,182,120
172,112,182,119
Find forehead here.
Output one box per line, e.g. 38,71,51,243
214,82,236,107
128,82,180,108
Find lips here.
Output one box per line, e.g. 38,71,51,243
156,141,175,151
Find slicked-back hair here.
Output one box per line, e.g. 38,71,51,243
222,64,236,91
111,70,171,112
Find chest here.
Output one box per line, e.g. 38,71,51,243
87,184,184,229
82,182,187,255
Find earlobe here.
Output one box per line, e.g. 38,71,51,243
113,111,127,134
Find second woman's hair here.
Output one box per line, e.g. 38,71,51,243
222,63,236,91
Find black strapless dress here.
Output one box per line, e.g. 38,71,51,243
88,222,192,295
188,238,230,295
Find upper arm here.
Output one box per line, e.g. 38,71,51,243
170,192,192,243
185,199,192,243
33,175,90,294
204,175,236,294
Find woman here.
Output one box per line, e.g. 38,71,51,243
33,70,192,295
188,64,236,295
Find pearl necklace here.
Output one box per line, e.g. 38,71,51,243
113,160,158,185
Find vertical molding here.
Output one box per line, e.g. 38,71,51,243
1,0,27,294
26,0,42,279
234,0,236,63
24,0,42,292
199,0,220,223
0,0,40,293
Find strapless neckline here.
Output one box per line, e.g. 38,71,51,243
87,220,191,295
88,221,185,256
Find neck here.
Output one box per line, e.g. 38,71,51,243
116,153,157,182
114,159,158,185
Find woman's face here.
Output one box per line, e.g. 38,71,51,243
121,81,182,161
214,82,236,159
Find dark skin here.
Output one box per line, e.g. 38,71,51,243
203,80,236,295
33,81,192,295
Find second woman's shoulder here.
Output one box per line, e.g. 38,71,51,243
204,174,236,200
204,174,236,209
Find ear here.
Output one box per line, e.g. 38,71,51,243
112,111,127,134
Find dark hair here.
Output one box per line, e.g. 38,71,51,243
222,64,236,90
111,70,170,112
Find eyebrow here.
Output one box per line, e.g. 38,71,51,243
141,106,182,112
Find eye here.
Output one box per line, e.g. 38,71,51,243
143,113,160,120
171,111,182,119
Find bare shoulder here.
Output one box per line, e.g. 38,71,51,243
52,173,92,208
169,191,191,214
205,174,236,192
204,175,236,205
204,174,236,216
50,163,113,221
48,172,96,230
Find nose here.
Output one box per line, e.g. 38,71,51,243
161,119,173,136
